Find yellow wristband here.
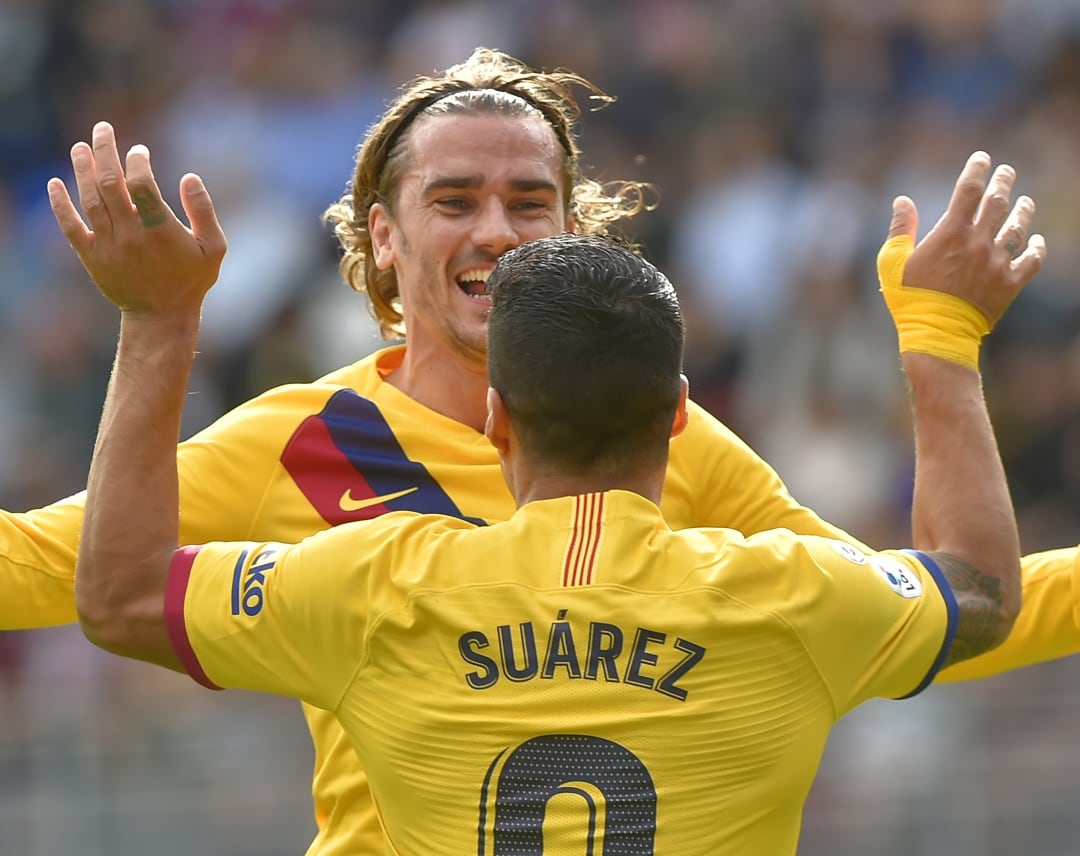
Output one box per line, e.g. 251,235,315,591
877,235,990,370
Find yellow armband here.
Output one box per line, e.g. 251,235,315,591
877,235,990,370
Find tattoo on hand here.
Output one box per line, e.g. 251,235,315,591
131,188,167,228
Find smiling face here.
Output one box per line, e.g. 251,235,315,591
369,112,571,368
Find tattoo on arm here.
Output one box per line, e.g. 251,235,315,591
931,551,1006,668
131,188,167,228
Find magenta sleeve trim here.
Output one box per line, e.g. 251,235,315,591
165,546,223,691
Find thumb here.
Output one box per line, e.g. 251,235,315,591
878,196,918,294
179,173,227,263
888,195,918,241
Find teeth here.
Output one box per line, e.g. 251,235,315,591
458,269,492,299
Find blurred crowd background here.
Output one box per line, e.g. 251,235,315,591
3,0,1080,853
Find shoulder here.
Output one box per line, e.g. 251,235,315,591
702,530,879,600
300,511,477,553
189,353,396,437
313,347,395,392
678,398,738,439
669,398,761,461
235,345,396,410
283,513,483,605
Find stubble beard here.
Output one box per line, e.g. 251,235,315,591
448,314,489,370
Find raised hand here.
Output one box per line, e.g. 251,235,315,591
47,121,227,318
886,151,1047,328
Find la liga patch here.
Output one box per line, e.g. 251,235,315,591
869,556,923,598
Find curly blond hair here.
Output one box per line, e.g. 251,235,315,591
323,47,652,339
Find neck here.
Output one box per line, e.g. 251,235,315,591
386,344,491,432
512,467,667,508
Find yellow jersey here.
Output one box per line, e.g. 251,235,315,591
168,490,955,856
1,344,1077,852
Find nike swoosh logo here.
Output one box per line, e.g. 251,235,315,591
338,486,419,512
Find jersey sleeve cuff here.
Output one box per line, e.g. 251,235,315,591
895,549,959,698
165,545,222,691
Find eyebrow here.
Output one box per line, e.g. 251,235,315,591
421,175,559,195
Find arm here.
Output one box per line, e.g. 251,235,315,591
902,353,1017,666
79,312,200,667
938,547,1080,680
54,121,226,666
0,497,83,628
881,152,1045,667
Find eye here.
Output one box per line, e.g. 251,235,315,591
435,197,471,211
514,198,553,213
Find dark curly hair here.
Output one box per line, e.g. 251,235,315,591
487,234,684,476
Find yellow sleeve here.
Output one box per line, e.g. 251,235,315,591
0,383,331,630
0,409,277,630
936,547,1080,682
664,400,872,550
0,493,82,628
172,530,372,708
744,534,952,711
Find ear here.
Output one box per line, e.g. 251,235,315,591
484,387,512,457
670,375,690,439
369,202,396,270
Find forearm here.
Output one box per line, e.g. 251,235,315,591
904,353,1021,634
76,311,199,668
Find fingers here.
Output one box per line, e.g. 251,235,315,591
942,151,993,229
179,173,228,263
973,162,1017,238
985,183,1045,290
47,176,93,257
91,121,134,230
67,121,136,240
71,140,111,239
995,195,1035,258
937,151,1042,280
1011,232,1048,284
888,195,919,241
125,143,173,229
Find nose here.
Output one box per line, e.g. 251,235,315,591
473,197,519,255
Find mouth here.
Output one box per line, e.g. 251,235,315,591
457,269,492,301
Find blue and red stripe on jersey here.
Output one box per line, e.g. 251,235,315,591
280,390,485,526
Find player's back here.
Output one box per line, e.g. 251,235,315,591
334,489,949,855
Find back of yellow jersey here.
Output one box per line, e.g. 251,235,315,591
352,573,829,854
172,490,952,855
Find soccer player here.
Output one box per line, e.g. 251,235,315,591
74,152,1041,852
12,47,1074,853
